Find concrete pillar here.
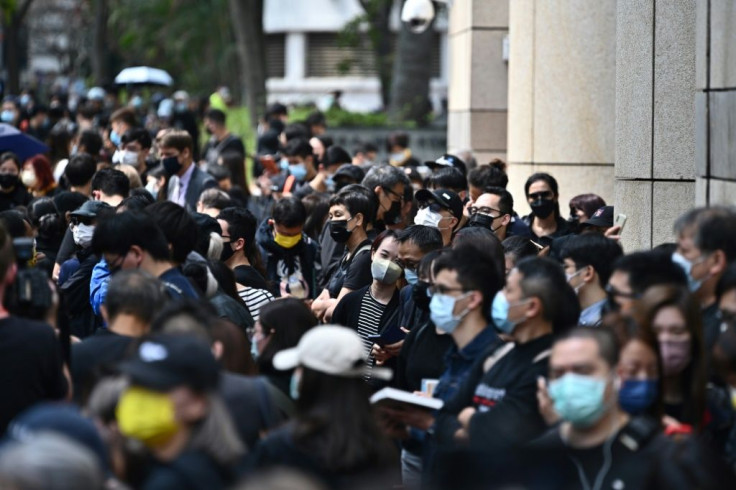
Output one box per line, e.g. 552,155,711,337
695,1,736,206
285,32,306,81
506,1,616,221
615,0,697,252
446,0,509,163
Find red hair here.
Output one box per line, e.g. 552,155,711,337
25,155,55,191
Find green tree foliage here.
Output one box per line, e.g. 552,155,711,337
108,0,239,96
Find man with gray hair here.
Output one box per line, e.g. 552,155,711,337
71,270,168,402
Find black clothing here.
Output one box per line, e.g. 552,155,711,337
521,214,573,248
702,302,721,355
142,450,230,490
396,321,453,393
317,222,345,290
71,329,136,403
209,291,254,332
0,185,31,212
159,267,200,300
172,110,200,160
58,248,102,338
0,316,67,435
202,133,246,166
326,239,372,298
332,285,401,340
55,227,76,266
233,264,269,290
256,219,319,298
435,335,553,453
398,284,430,332
220,373,284,448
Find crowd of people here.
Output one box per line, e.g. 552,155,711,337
0,87,735,490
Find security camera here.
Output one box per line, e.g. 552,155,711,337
401,0,435,34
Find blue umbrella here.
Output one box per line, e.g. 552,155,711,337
0,123,49,160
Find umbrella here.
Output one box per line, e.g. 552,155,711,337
114,66,173,86
0,124,49,160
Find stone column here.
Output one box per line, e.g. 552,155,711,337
506,0,616,219
446,0,509,164
615,0,697,252
695,1,736,205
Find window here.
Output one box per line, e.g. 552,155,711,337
265,34,286,78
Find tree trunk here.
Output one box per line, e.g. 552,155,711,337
91,0,110,86
360,0,393,109
228,0,266,130
388,0,435,126
3,0,34,95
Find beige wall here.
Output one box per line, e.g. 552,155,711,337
446,0,509,164
506,0,616,220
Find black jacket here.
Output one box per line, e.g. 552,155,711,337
331,285,401,336
58,248,102,339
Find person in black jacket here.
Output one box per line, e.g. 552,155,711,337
256,196,318,299
0,152,31,212
332,230,402,381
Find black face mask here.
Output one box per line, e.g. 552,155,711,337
468,213,502,232
412,281,431,311
0,173,18,189
383,199,402,225
530,199,555,219
220,243,235,262
329,219,353,243
162,156,183,177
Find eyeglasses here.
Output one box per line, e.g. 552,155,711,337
429,284,466,295
469,206,503,217
418,202,447,214
382,186,404,203
605,284,640,299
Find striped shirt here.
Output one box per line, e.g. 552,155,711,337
238,287,274,322
357,288,386,378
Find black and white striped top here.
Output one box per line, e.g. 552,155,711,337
238,287,274,322
357,288,387,377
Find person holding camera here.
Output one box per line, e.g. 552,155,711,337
0,223,68,436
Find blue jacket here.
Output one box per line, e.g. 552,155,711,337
89,258,110,317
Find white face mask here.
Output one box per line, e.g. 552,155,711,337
145,180,159,197
21,170,37,188
111,150,124,165
414,207,444,229
72,223,95,248
121,150,139,167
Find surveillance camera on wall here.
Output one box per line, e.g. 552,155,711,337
400,0,435,34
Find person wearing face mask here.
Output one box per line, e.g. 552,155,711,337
0,152,31,212
200,109,245,168
521,172,571,248
279,138,318,195
413,189,462,247
560,234,623,327
21,155,58,198
311,187,375,322
108,107,138,152
0,98,19,126
332,231,403,381
160,130,217,211
467,188,530,241
58,200,112,338
672,207,736,353
113,128,152,175
386,131,420,168
256,196,318,299
380,244,503,483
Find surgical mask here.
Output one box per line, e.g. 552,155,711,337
329,217,354,243
566,269,584,294
274,231,302,249
325,175,336,193
162,155,183,176
70,144,79,156
1,110,15,123
145,180,160,197
175,102,188,113
21,170,37,188
382,198,402,225
121,150,139,167
289,164,308,182
530,199,555,219
250,335,260,361
671,252,706,293
0,173,18,189
279,158,289,170
412,281,431,310
220,242,235,262
548,373,609,428
618,379,658,415
390,152,406,165
404,268,418,286
468,212,501,232
290,371,301,400
429,292,471,334
371,257,403,284
414,207,444,228
110,130,122,147
72,223,95,248
117,386,181,448
491,291,526,334
19,95,30,107
660,339,691,376
111,150,123,165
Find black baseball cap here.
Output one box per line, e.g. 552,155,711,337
333,164,365,183
118,334,220,392
415,188,463,221
425,154,467,176
70,200,111,218
582,206,614,228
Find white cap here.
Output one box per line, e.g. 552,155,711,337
273,325,392,380
87,87,106,101
173,90,189,101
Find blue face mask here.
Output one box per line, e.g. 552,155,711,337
405,268,418,285
491,291,528,334
1,110,15,123
290,371,301,400
548,373,609,428
279,158,289,170
325,175,335,193
618,379,658,415
671,252,706,292
250,337,260,361
110,130,121,147
289,164,308,182
429,292,470,334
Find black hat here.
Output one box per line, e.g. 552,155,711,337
333,164,365,183
415,188,463,221
582,206,614,228
70,200,111,218
118,334,220,392
425,154,467,175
